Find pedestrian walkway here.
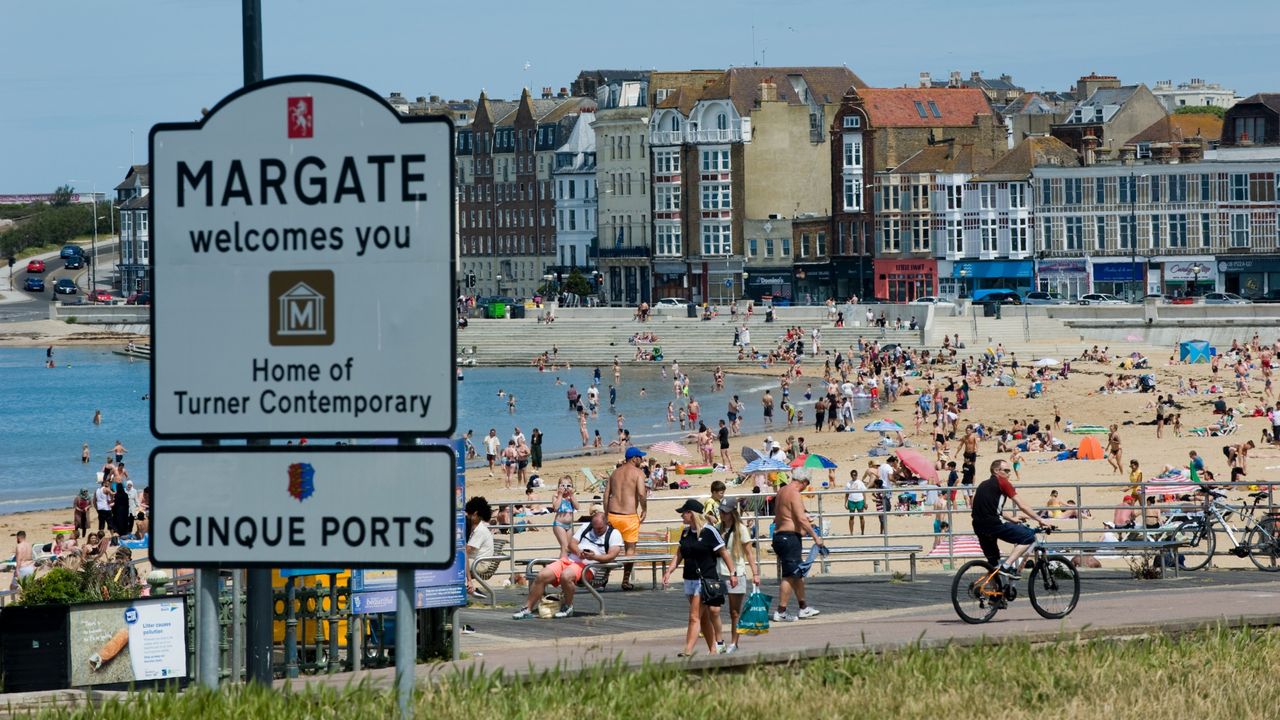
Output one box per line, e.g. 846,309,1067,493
286,571,1280,689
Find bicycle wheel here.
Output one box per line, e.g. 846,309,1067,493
1246,518,1280,572
1171,520,1215,571
1027,554,1079,619
951,560,1000,624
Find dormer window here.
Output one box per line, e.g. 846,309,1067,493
842,115,861,129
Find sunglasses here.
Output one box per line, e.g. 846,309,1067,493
995,467,1012,474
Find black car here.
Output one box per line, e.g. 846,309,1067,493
60,244,84,259
64,255,84,269
54,278,77,295
1251,289,1280,304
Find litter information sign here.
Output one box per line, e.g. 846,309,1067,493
149,445,455,568
149,75,455,438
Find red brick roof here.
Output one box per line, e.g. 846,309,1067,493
856,88,994,128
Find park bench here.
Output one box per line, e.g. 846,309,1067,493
1043,539,1185,578
469,537,511,608
763,542,925,580
523,552,673,616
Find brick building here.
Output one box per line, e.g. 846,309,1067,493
831,86,1006,300
457,89,595,299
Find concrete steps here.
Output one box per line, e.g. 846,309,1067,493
458,317,923,366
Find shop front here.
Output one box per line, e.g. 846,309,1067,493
1035,258,1089,300
744,267,793,304
652,260,690,302
1218,256,1280,299
1158,257,1217,297
832,258,871,302
873,258,938,303
792,264,835,305
950,259,1032,299
1091,260,1145,299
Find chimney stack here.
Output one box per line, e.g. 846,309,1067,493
541,86,552,99
758,77,778,103
558,87,568,98
429,95,440,103
949,71,962,88
919,71,931,88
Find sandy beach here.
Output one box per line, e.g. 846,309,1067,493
7,328,1276,583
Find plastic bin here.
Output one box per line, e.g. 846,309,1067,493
488,302,507,319
510,304,526,319
686,303,698,318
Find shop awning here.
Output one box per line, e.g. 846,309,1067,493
951,260,1033,279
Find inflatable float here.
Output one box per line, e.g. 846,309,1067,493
675,464,714,475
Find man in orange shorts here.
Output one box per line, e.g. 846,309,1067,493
513,506,622,619
604,447,649,590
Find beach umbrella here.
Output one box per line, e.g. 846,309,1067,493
649,440,691,457
864,419,902,433
742,457,793,474
895,448,938,483
790,453,838,470
1034,358,1059,367
741,446,762,463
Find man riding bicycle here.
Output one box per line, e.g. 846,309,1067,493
972,459,1051,583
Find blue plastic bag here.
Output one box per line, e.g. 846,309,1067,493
737,587,772,635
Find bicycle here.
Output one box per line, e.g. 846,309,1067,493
1168,487,1280,572
951,527,1080,624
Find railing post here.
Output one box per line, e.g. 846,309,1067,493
284,577,298,678
327,574,340,674
230,569,243,683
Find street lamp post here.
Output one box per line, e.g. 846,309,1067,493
1190,262,1204,297
1129,172,1137,302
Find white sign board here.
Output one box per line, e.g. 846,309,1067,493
150,445,456,568
150,75,455,438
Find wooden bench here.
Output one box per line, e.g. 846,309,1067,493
523,552,673,616
1042,540,1185,578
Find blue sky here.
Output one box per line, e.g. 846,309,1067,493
2,0,1276,193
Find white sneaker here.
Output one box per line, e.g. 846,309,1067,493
772,611,796,622
723,644,738,655
715,641,725,654
553,605,575,619
798,607,820,619
511,607,534,620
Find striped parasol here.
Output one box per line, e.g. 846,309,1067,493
790,453,838,469
649,440,691,457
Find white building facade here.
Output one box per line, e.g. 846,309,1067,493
552,112,597,272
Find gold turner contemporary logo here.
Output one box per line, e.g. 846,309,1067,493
269,270,335,346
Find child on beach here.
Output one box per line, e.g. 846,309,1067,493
667,402,676,424
552,478,578,559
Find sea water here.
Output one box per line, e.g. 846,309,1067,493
0,348,800,513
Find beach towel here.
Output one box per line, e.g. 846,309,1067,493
795,543,831,577
927,535,985,557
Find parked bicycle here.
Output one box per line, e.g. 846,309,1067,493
1168,487,1280,572
951,527,1080,624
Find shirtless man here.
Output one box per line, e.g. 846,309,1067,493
762,390,775,426
959,425,979,475
771,473,823,621
10,530,34,591
604,447,649,591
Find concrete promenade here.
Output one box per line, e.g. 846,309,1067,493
290,570,1280,687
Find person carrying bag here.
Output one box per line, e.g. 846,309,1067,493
662,499,737,657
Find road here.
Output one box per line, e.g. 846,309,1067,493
0,240,122,322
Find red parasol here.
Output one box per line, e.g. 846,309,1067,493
895,448,938,483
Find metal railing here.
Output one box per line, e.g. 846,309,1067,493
476,478,1277,582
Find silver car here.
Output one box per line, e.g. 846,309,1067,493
1024,291,1065,305
1078,293,1127,306
1202,292,1252,305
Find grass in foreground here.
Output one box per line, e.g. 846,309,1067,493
28,627,1280,720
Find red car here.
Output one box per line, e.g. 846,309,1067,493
25,259,45,273
88,290,115,303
